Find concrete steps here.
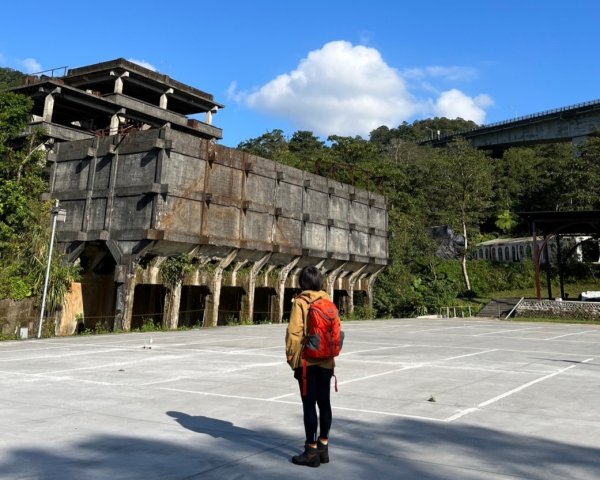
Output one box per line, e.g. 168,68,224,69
476,298,522,319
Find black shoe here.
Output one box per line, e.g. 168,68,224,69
292,443,320,467
317,439,329,463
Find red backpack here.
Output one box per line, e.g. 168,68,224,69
300,295,344,396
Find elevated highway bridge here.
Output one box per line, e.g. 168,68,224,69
419,99,600,152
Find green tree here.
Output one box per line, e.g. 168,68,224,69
426,138,493,292
0,91,80,309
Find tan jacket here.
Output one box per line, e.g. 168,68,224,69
285,290,334,370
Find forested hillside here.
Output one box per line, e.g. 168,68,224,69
237,122,600,316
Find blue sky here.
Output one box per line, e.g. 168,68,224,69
1,0,599,147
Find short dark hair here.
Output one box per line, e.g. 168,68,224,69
299,266,324,291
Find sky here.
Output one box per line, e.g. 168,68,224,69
1,0,599,147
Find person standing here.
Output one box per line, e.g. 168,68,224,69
286,266,334,468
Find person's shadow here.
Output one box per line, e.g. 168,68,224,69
166,411,293,460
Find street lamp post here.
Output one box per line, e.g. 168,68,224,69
37,200,67,339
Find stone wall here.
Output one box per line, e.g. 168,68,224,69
516,299,600,320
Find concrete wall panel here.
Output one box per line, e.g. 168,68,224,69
349,201,369,226
159,196,203,235
328,226,349,254
243,211,273,243
329,196,349,222
208,163,242,199
164,152,206,190
61,199,86,231
246,173,276,206
350,230,369,256
274,217,302,249
369,207,387,230
89,198,107,231
303,222,327,252
94,156,112,189
113,196,153,229
55,160,88,191
275,182,302,212
205,204,240,240
116,152,157,187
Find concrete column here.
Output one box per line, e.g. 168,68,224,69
203,250,238,327
43,93,55,123
110,114,120,135
206,107,218,125
159,88,174,109
112,71,129,94
365,267,386,311
344,265,367,314
325,262,347,299
272,257,300,324
114,264,137,332
162,280,182,329
240,253,271,324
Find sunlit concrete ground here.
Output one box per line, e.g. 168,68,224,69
1,317,599,479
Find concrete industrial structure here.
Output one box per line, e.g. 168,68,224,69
10,59,389,332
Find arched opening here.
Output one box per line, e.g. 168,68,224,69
179,285,210,328
283,288,302,321
77,242,118,331
254,287,275,324
218,286,245,325
333,290,348,315
131,284,166,330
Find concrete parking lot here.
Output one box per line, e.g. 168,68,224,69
1,317,599,479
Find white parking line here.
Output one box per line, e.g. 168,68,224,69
473,326,543,337
544,330,597,340
445,357,595,422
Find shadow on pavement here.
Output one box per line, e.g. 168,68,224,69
1,415,599,479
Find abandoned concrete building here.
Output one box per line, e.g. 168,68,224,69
11,58,389,332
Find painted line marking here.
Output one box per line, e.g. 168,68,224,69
472,326,543,337
444,357,595,422
544,330,598,341
160,387,442,422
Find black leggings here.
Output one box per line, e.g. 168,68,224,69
294,365,333,443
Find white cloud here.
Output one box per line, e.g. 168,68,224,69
403,66,478,82
234,41,419,137
231,41,493,136
434,89,494,124
21,58,42,73
128,59,157,71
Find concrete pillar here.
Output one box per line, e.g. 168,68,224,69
325,262,347,299
240,253,271,324
159,88,174,109
114,264,137,332
162,280,183,329
110,114,120,135
344,265,367,314
112,71,129,94
43,93,55,123
272,257,300,324
203,250,238,327
206,107,218,125
365,267,386,311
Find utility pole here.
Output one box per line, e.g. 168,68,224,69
37,200,67,339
